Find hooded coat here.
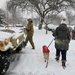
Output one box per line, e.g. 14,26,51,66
24,19,35,49
26,22,34,37
53,24,70,50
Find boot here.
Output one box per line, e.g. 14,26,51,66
62,60,66,68
55,56,60,61
62,62,66,67
32,47,35,49
32,46,35,49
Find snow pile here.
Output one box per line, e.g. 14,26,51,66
48,24,58,30
0,31,12,41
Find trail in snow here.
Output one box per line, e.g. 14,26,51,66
6,27,75,75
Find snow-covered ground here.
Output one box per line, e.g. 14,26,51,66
6,26,75,75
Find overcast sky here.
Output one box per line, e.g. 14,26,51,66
0,0,8,9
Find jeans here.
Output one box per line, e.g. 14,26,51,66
56,49,67,61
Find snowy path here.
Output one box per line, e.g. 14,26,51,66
6,27,75,75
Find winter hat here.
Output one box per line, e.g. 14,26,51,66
60,19,67,24
27,18,33,22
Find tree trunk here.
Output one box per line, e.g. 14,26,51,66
38,18,43,30
46,24,48,34
38,17,48,34
12,6,16,26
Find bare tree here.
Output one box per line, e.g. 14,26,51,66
26,0,75,29
6,0,75,29
6,0,17,26
0,9,7,25
6,0,28,26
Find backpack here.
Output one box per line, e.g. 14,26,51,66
56,24,70,40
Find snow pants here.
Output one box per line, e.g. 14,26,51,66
24,35,35,49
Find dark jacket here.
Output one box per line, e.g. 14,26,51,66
53,24,70,50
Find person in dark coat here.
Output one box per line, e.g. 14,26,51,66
24,18,35,49
53,19,71,68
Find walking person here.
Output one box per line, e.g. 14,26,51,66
53,19,72,68
24,18,35,49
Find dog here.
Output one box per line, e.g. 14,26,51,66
42,45,50,68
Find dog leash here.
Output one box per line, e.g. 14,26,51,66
47,38,54,48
